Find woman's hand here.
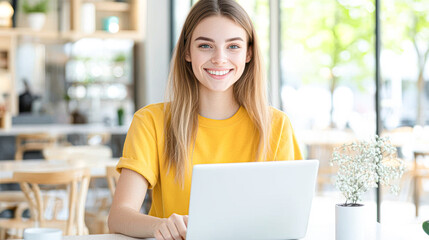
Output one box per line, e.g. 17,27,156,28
154,213,189,240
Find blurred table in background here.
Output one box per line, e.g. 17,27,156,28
0,124,129,136
381,126,429,159
296,129,357,146
0,159,119,184
0,124,130,160
295,129,357,192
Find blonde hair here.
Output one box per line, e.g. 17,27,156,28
165,0,271,182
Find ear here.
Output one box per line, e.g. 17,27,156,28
246,46,252,63
185,52,191,62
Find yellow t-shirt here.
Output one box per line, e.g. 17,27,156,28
117,103,302,218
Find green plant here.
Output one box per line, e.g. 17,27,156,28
423,221,429,235
22,0,49,14
331,135,405,206
113,53,127,63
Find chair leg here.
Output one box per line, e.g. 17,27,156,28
414,176,420,217
0,227,6,240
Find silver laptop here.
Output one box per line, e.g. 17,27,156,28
186,160,319,240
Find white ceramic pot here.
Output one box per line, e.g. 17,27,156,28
335,204,366,240
27,13,46,31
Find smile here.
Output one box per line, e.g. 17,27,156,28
205,69,232,77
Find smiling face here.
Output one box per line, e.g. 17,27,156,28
185,15,252,95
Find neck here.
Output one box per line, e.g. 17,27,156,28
198,86,239,120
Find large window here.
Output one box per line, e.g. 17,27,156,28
280,0,375,134
381,0,429,130
173,0,429,222
280,0,376,204
379,0,429,220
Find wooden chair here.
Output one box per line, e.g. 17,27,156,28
0,168,91,238
0,191,28,237
106,166,120,198
44,144,113,218
307,143,340,192
413,151,429,217
0,133,56,238
0,191,28,215
84,165,120,234
43,145,112,235
15,133,57,160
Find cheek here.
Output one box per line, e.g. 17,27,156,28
232,53,248,68
190,52,206,69
191,62,200,76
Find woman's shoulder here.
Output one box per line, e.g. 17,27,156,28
133,102,166,121
269,106,290,120
269,106,293,128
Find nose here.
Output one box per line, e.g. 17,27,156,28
211,48,227,65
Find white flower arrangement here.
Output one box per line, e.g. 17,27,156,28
331,135,405,206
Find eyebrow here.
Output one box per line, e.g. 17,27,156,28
194,36,245,42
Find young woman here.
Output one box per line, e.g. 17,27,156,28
108,0,302,239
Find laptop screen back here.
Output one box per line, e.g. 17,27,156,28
186,160,319,240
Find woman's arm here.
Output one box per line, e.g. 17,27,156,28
108,168,188,239
108,168,161,237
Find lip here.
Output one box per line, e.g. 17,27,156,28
204,68,233,80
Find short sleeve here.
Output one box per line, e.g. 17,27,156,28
270,109,303,161
116,108,160,188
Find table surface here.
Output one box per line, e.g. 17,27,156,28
59,194,429,240
0,159,118,183
10,194,427,240
0,123,130,136
59,222,427,240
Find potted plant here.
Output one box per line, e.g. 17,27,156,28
330,135,405,240
22,0,49,30
112,53,127,78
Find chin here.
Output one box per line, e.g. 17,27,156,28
207,84,234,93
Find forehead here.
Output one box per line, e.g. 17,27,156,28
192,15,248,42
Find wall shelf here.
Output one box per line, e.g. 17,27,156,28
0,28,142,41
72,0,143,37
0,0,145,116
91,1,130,12
64,30,142,41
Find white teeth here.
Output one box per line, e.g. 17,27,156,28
207,70,230,76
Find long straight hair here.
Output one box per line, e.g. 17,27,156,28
165,0,271,182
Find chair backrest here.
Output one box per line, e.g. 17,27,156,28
414,151,429,174
106,166,120,197
13,168,91,235
15,133,57,160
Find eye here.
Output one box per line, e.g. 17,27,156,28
228,44,240,49
198,44,211,49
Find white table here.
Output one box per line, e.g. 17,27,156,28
0,124,130,136
14,194,428,240
59,194,429,240
0,159,119,183
63,235,146,240
60,222,427,240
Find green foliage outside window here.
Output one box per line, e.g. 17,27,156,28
281,0,375,126
382,0,429,125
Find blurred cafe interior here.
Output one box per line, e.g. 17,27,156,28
0,0,428,238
